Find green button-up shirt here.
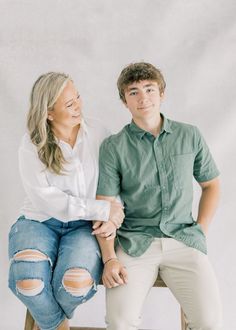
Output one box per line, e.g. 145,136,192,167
97,115,219,256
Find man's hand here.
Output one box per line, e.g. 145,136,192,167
102,258,128,288
92,220,117,240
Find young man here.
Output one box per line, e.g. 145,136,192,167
93,62,222,330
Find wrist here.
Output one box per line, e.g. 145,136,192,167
103,257,118,265
197,221,208,234
110,218,121,229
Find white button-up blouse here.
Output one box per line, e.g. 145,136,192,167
18,117,110,222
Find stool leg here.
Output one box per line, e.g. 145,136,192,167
24,309,35,330
180,307,187,330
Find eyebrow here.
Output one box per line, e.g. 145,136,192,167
65,98,73,105
127,83,157,91
64,91,80,105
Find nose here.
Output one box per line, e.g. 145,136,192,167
73,98,81,111
138,91,148,103
74,97,80,107
68,99,81,115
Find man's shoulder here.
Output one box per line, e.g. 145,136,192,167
168,118,198,135
101,125,129,147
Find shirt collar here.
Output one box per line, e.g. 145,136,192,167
73,116,88,145
57,115,88,147
129,113,173,140
80,116,88,135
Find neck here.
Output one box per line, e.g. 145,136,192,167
133,113,163,137
52,124,80,145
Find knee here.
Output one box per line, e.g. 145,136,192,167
13,249,49,262
62,268,94,297
16,279,44,296
10,249,49,296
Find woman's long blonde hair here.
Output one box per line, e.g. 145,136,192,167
27,72,71,174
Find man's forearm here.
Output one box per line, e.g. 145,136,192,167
96,235,117,263
197,177,220,233
95,195,118,262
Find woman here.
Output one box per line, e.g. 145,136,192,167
8,72,124,330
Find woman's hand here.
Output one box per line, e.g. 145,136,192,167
92,200,125,239
92,220,117,240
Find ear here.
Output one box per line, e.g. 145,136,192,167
121,96,129,108
123,100,129,109
47,114,53,121
160,92,165,102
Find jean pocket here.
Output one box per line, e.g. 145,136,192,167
9,217,40,240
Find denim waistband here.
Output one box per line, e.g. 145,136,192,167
18,216,91,229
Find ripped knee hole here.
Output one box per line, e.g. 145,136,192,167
16,279,44,296
13,249,48,262
63,268,94,296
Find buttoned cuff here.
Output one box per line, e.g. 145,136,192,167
87,199,110,221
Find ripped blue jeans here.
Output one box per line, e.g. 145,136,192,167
8,216,103,330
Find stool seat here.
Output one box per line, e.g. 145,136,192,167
24,275,187,330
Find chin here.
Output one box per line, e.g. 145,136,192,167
71,119,81,126
73,116,81,122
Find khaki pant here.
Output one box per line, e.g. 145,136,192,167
106,238,223,330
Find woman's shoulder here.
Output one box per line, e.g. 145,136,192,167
19,133,37,153
83,116,111,139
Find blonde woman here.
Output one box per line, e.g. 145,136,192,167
8,72,124,330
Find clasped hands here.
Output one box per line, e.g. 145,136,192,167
92,201,124,240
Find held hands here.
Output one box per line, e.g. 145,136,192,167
92,201,125,239
102,258,128,288
92,220,117,239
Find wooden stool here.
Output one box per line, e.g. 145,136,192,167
24,276,187,330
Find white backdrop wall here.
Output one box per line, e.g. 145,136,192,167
0,1,235,329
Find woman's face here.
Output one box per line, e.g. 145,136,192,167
48,80,82,129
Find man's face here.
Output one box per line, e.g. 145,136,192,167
123,80,164,121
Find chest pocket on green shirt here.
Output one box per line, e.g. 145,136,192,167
170,153,194,190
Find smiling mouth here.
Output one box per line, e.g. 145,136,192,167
138,106,152,110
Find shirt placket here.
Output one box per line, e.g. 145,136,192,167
153,136,169,226
77,159,86,198
73,140,87,199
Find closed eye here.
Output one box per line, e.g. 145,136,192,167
66,94,80,107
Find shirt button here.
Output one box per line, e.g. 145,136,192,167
163,207,168,211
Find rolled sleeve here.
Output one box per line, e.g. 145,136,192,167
97,138,121,196
193,127,220,182
85,199,110,221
